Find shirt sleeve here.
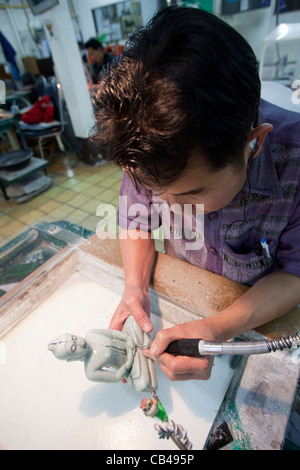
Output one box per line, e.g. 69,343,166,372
117,173,160,232
273,187,300,278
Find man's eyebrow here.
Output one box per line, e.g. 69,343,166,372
170,187,206,196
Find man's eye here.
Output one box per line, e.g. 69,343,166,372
188,190,207,198
71,344,77,353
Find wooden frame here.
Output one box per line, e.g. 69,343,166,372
1,235,299,339
0,235,299,450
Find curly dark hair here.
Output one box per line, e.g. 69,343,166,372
91,6,261,189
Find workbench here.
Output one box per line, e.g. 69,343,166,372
5,91,32,109
0,231,299,450
0,156,50,200
0,111,27,151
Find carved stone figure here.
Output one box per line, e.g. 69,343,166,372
48,315,157,392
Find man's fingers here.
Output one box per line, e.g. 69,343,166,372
128,298,153,333
144,340,214,382
149,328,180,356
109,308,130,330
109,302,152,333
158,363,211,381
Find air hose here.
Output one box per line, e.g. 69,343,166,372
166,333,300,357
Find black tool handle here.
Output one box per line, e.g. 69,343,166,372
166,339,202,357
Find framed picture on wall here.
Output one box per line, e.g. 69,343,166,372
93,1,143,43
27,0,59,16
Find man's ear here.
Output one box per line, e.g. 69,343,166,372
248,123,273,159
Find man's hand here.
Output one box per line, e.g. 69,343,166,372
143,319,217,381
109,286,153,332
143,272,300,382
109,230,155,333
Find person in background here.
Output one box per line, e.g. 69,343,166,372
85,38,113,84
91,7,300,383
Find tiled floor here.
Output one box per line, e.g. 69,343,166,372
0,152,164,251
0,152,123,248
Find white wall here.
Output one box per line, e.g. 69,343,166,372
215,0,300,59
0,0,44,74
74,0,300,60
0,0,299,75
39,1,95,139
0,0,94,139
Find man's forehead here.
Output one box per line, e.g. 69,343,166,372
123,160,221,195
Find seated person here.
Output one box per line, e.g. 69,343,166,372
85,38,113,84
91,7,300,383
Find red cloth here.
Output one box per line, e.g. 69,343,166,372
21,95,54,124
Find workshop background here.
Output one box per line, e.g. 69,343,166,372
0,0,299,451
0,0,299,249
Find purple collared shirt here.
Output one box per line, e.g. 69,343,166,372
118,100,300,286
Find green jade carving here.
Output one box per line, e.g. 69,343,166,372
48,315,157,393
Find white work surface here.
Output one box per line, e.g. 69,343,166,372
0,272,234,450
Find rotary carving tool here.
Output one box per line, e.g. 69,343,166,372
164,333,300,357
